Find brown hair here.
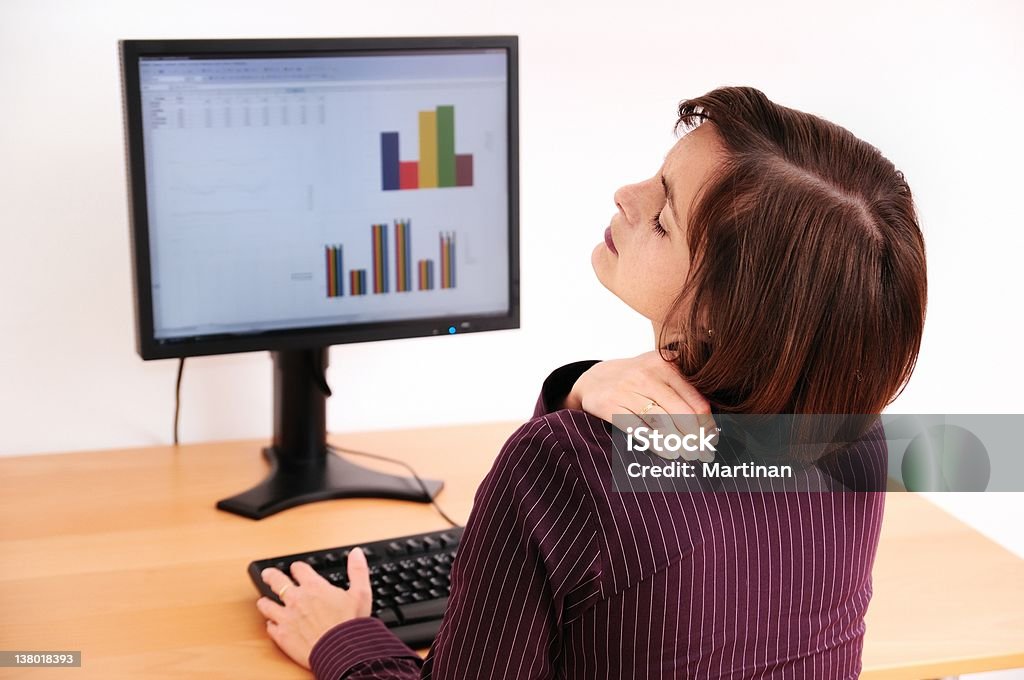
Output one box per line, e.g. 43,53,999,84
661,86,927,414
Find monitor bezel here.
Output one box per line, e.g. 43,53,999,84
120,36,520,360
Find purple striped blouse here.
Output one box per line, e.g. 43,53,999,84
309,361,887,679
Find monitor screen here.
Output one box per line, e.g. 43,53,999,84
121,37,519,358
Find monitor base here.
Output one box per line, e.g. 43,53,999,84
216,445,444,520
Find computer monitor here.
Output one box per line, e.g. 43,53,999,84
119,36,519,519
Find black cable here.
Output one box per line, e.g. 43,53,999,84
327,443,460,528
173,358,185,446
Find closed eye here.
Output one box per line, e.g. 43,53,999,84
650,211,667,236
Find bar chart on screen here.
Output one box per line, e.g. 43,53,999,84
380,105,475,191
324,219,456,298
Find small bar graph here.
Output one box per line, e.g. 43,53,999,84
325,245,344,297
325,219,456,298
395,219,411,292
381,105,474,191
418,259,435,290
349,269,367,296
371,224,389,294
440,232,456,289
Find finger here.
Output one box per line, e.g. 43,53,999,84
623,402,681,460
346,548,373,614
261,568,294,597
289,560,326,587
257,596,287,623
348,548,372,598
631,393,715,462
631,389,695,436
613,409,651,436
630,388,717,458
658,370,711,415
655,368,719,434
642,351,712,413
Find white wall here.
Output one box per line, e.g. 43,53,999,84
1,0,1022,556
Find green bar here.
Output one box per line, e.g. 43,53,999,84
436,105,456,187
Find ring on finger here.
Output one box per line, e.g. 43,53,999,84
638,399,660,416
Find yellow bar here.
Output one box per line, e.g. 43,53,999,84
418,110,438,188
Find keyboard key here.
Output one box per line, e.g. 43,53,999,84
375,608,400,626
397,597,449,624
405,538,425,553
387,541,406,556
422,536,441,551
438,533,456,547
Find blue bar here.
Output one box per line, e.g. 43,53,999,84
381,132,399,191
335,245,344,296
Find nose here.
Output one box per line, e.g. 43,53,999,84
613,181,643,226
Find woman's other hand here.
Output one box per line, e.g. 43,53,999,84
565,351,716,461
256,547,373,669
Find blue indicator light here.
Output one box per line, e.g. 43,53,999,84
448,326,457,334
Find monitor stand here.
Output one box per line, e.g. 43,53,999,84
216,347,443,519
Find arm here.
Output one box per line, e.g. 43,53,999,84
309,418,603,679
285,364,600,678
419,417,602,677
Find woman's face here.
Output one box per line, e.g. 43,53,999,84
593,123,724,329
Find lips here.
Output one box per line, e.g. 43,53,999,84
604,226,618,255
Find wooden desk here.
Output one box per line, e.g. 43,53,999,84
1,423,1022,679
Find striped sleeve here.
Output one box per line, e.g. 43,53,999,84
420,416,603,678
310,617,421,678
309,415,604,679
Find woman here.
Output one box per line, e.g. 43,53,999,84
256,85,927,678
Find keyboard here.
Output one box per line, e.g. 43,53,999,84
248,527,463,648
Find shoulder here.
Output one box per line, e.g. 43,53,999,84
489,410,614,495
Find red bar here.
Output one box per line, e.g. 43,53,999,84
399,161,419,190
455,154,473,187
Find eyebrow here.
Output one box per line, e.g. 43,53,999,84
661,172,682,228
